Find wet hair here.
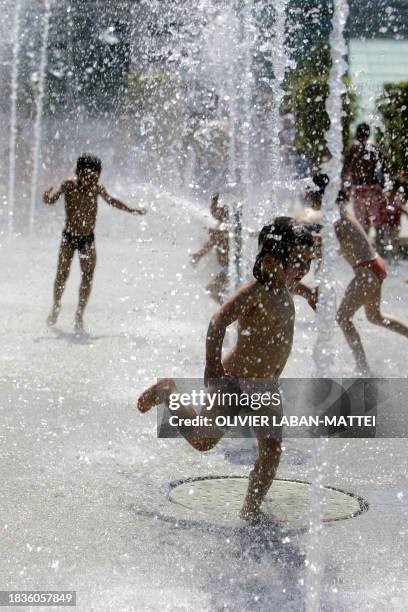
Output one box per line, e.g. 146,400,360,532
76,154,102,175
356,123,370,142
312,173,329,193
253,216,314,282
306,173,329,208
336,190,347,205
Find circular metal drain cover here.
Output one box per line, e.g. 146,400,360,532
168,477,368,524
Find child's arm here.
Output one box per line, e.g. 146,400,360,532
290,282,318,311
98,186,146,215
43,185,63,205
395,194,408,217
204,283,258,383
191,233,216,265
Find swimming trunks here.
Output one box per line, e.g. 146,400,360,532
210,376,283,441
303,223,323,234
354,185,387,229
353,254,387,282
62,231,95,252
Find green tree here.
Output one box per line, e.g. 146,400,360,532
127,71,183,155
285,45,356,171
378,81,408,177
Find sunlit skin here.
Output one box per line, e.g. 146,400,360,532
43,166,146,332
137,244,314,522
342,133,383,188
335,197,408,374
191,193,229,304
342,126,386,235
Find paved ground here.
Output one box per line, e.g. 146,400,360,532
1,193,408,611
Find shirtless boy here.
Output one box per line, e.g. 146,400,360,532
138,217,315,521
342,123,386,247
191,193,229,304
43,154,145,331
335,191,408,374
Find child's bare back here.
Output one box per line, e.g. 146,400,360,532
334,211,376,268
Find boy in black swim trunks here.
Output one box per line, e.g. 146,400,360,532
43,154,145,331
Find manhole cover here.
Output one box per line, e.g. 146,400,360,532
168,477,368,523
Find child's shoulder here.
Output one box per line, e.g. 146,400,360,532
233,279,264,303
61,178,77,192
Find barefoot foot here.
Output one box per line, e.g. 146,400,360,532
74,314,84,333
137,378,176,413
47,305,60,327
239,507,282,526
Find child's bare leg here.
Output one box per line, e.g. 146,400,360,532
336,275,369,372
75,244,96,330
240,438,282,521
207,272,228,304
365,280,408,337
138,379,226,452
48,242,74,325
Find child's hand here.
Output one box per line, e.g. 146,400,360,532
308,287,319,311
133,207,146,215
43,188,54,203
204,362,226,387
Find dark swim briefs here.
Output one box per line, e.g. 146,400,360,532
62,231,95,252
303,222,323,234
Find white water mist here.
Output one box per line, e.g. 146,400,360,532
313,0,349,376
7,0,23,237
306,3,349,612
29,0,51,235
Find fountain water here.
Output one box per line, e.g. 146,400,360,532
306,2,349,611
268,0,290,218
28,0,51,235
313,0,350,376
7,0,23,237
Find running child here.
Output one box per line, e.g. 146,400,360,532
384,174,408,261
335,191,408,374
191,193,229,304
342,123,386,250
138,217,315,522
43,154,145,331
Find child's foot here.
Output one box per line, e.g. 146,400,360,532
137,378,176,413
356,365,372,378
74,314,84,333
47,305,60,327
240,507,280,526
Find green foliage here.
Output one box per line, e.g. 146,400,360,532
127,71,183,154
378,81,408,176
284,46,357,172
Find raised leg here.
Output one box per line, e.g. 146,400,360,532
364,281,408,338
137,379,228,452
47,241,74,326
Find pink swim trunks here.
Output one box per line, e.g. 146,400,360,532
353,254,387,282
